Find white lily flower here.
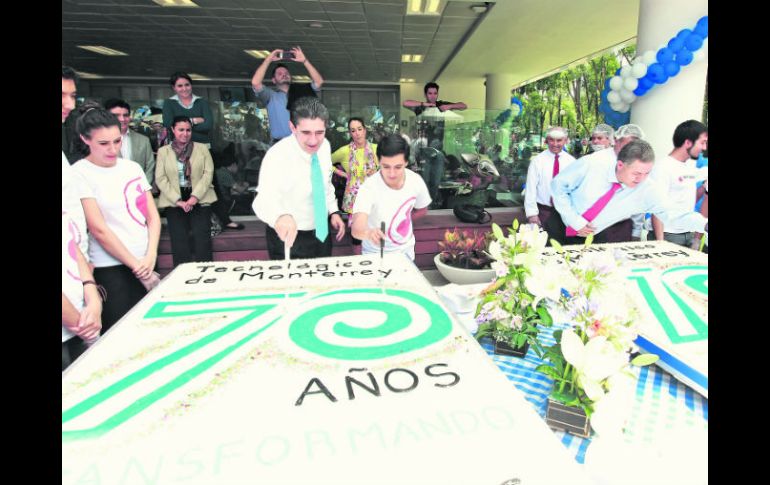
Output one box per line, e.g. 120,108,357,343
526,262,565,307
488,240,503,262
560,330,628,402
518,223,549,254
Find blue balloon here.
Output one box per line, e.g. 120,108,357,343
657,47,675,64
685,34,704,52
668,36,686,52
694,16,708,37
604,78,612,90
676,28,693,41
638,77,654,90
633,85,648,96
675,48,694,66
615,68,622,75
647,63,667,84
664,61,680,77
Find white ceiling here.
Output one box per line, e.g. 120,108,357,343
62,0,640,85
442,0,640,86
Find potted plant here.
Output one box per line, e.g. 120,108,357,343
473,220,557,358
433,228,496,285
535,237,659,438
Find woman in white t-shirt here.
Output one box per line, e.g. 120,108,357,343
351,134,431,261
72,103,162,333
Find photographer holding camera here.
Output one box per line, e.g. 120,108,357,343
251,47,324,145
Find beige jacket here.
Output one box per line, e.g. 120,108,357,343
155,142,217,208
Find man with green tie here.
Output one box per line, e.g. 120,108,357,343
252,97,345,259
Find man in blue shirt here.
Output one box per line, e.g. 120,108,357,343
546,139,708,245
250,47,324,144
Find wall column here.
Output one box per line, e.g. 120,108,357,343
485,73,515,120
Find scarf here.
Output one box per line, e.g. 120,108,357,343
348,140,376,179
171,139,194,179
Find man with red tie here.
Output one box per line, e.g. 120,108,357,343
546,139,707,245
523,126,575,227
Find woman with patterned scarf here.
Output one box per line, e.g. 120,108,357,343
156,116,218,267
332,117,379,254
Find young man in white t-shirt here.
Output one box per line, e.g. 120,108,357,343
351,134,431,260
650,120,708,248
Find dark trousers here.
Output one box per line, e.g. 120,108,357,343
536,203,555,226
93,264,148,333
166,205,213,267
544,211,633,245
211,174,234,226
265,224,333,260
62,337,88,371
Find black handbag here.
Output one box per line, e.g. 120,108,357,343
453,204,492,224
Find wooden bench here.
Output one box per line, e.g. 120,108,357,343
157,208,526,277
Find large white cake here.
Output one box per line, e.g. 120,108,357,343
63,253,592,485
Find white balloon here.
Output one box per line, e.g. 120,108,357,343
631,62,648,78
693,49,705,62
642,50,657,65
607,91,621,104
620,65,633,78
609,76,624,91
620,89,636,104
616,103,630,113
623,77,638,91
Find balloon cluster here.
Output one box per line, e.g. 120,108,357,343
599,15,708,128
495,96,525,125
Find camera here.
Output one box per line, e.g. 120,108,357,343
278,50,295,60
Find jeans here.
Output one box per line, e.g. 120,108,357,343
420,152,445,203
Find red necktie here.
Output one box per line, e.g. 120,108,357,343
552,153,560,177
566,182,622,237
549,153,560,206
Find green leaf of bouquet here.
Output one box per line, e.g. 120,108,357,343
475,323,491,340
536,365,562,380
550,389,579,405
549,239,564,253
584,234,594,247
492,222,504,241
512,218,520,231
631,353,660,366
514,333,527,347
536,306,553,324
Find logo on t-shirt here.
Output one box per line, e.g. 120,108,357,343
387,196,416,246
64,211,81,281
124,176,148,226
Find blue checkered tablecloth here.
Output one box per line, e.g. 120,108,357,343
479,321,709,464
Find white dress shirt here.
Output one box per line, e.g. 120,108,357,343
551,152,707,235
523,149,575,217
252,135,337,230
120,131,133,162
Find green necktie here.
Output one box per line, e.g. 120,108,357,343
311,153,328,242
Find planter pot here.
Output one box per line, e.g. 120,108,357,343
545,399,591,438
494,339,529,358
433,254,496,285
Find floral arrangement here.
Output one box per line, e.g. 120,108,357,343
437,228,494,270
474,221,556,355
535,237,659,435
